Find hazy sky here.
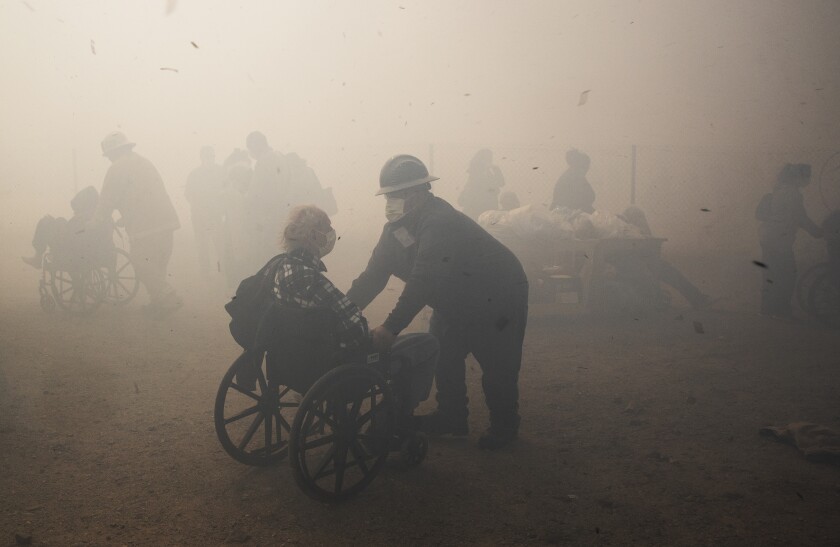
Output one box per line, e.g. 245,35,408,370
1,0,839,212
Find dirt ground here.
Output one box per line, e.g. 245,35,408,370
2,243,840,546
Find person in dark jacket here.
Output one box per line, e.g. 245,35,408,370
550,148,595,213
756,163,823,318
347,155,529,449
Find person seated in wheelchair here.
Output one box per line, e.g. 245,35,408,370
22,186,113,271
270,205,439,419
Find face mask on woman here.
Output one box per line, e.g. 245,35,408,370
385,197,406,222
315,228,337,258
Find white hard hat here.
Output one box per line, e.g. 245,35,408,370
101,131,135,156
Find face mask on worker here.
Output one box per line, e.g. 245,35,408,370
314,228,336,258
385,197,406,222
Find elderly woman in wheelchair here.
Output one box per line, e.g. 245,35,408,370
215,205,439,502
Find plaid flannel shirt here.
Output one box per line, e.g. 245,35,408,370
273,248,368,348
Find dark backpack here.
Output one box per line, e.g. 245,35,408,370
225,254,286,349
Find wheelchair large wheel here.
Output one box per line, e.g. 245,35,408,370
290,365,394,502
796,262,830,314
808,269,840,328
214,350,299,466
46,258,107,315
104,248,139,305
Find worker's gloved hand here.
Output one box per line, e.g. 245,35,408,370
371,325,396,353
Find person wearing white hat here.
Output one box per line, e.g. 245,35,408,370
93,131,182,316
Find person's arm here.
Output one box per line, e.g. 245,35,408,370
310,273,369,349
91,167,118,226
346,227,393,310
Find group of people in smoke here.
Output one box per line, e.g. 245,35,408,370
457,147,712,310
20,135,834,450
456,149,837,318
184,131,335,290
22,136,527,449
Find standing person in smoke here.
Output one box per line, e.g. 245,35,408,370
550,148,596,213
457,148,506,220
347,155,529,450
92,131,183,317
244,131,291,268
755,163,823,318
221,149,253,289
184,146,225,276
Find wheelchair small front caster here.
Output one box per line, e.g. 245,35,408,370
398,431,428,468
40,293,56,313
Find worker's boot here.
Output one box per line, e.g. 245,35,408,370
478,414,520,450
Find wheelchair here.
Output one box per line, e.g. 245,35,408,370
806,262,840,328
39,225,139,314
214,307,429,502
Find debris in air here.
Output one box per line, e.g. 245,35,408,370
90,40,96,55
752,260,768,269
160,67,179,73
578,89,591,106
191,41,199,48
693,321,705,334
165,0,177,15
700,208,710,212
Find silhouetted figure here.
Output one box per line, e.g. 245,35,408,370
185,146,226,275
285,152,337,216
221,149,254,288
550,149,595,213
755,163,823,318
245,131,291,265
22,186,106,269
93,131,182,317
457,148,506,220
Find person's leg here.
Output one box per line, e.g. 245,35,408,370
761,243,796,317
418,311,470,435
774,247,797,317
191,209,210,274
131,231,179,309
469,284,528,449
389,333,439,412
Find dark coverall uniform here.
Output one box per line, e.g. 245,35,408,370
347,196,529,431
